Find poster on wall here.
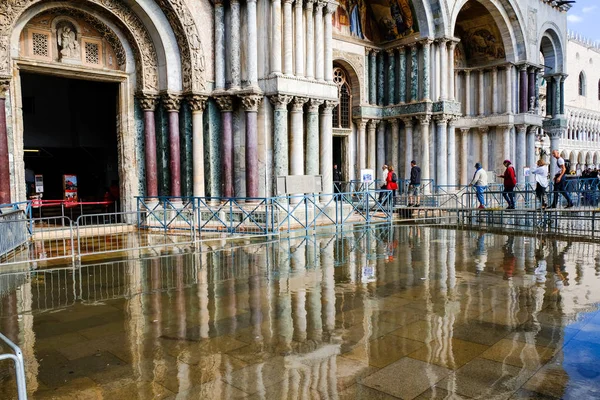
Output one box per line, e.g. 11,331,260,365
63,174,78,202
361,169,374,183
34,175,44,193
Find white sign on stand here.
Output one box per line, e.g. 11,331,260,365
361,169,374,183
34,175,44,193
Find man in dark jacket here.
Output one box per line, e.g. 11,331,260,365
498,159,517,209
408,160,421,207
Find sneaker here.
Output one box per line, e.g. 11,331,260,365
565,203,574,209
478,205,485,209
547,205,556,209
407,203,414,207
507,206,515,210
414,204,420,208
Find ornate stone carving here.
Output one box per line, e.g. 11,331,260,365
434,115,449,125
291,96,308,111
56,21,78,60
478,126,490,134
323,100,338,113
240,94,263,112
416,115,431,125
390,119,400,129
215,95,234,112
401,117,413,126
0,77,10,99
138,93,158,111
515,124,528,134
162,93,182,112
269,94,293,111
308,99,324,113
187,94,207,112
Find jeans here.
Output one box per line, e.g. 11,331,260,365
551,179,573,207
502,186,515,207
475,185,487,206
535,183,547,207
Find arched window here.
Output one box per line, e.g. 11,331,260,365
332,67,352,129
579,71,586,96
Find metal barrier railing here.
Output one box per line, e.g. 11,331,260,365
195,197,271,235
0,332,27,399
0,209,29,260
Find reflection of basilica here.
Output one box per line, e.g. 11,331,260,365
1,227,600,397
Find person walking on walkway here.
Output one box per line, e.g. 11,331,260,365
530,159,549,209
386,166,399,205
408,160,421,207
498,160,517,209
469,162,488,209
549,150,574,209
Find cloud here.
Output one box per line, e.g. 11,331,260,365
583,6,597,13
568,14,583,23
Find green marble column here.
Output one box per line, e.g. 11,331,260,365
398,46,407,104
369,50,377,105
377,51,385,106
205,99,222,198
179,101,193,197
134,98,146,197
410,43,418,102
154,100,170,196
422,40,431,101
387,49,396,105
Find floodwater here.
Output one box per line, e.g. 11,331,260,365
0,226,600,399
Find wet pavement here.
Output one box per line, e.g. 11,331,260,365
0,226,600,399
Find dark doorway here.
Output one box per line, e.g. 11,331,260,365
21,73,119,205
333,136,344,179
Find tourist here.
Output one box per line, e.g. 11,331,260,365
530,159,549,209
548,150,574,209
386,165,399,204
469,162,488,209
408,160,421,207
378,164,388,201
497,159,517,209
333,164,342,195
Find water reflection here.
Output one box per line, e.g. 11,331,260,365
0,227,599,398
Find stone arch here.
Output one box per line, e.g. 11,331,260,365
539,25,565,74
333,58,361,107
578,151,586,165
411,0,442,38
586,152,593,165
450,0,527,63
562,150,571,161
594,152,600,165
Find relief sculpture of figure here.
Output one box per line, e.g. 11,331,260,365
57,25,78,59
395,0,414,35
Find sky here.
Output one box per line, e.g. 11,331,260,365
566,0,600,42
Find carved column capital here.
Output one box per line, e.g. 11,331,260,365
0,78,11,99
240,94,263,112
464,69,471,77
138,93,158,111
305,0,315,9
162,93,182,112
355,118,368,129
322,100,338,113
215,95,234,112
308,98,324,113
314,1,325,12
269,94,293,110
397,45,406,54
421,38,434,47
460,128,470,135
186,94,208,112
478,126,489,134
416,115,431,125
386,48,396,57
401,117,413,126
294,0,302,8
367,119,379,130
515,124,528,134
390,119,400,129
291,96,309,111
434,115,449,125
324,1,337,14
497,124,513,131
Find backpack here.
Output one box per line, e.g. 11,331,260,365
563,159,571,174
392,173,397,183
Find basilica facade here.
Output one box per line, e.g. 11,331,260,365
0,0,570,211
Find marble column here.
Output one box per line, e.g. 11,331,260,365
290,97,308,175
377,52,385,106
324,2,335,82
387,49,396,105
448,41,456,101
188,95,208,198
560,75,565,115
314,1,325,80
377,120,386,173
479,126,489,169
478,69,484,116
422,39,432,102
139,94,158,198
357,119,367,171
505,65,513,114
369,49,377,105
460,128,469,185
418,116,431,191
305,0,315,79
241,95,263,197
294,0,304,77
527,126,537,182
439,39,448,100
500,124,512,161
555,75,563,116
367,120,377,171
270,95,293,190
519,66,528,114
163,93,182,197
491,67,498,114
271,0,282,75
465,71,471,116
403,118,413,179
447,118,456,186
216,96,235,197
528,67,536,112
230,0,241,89
515,124,527,183
391,119,400,173
398,46,407,104
214,0,226,89
545,76,553,117
247,0,259,87
320,101,337,197
306,99,323,175
283,0,294,76
435,116,448,186
0,80,10,204
410,44,418,102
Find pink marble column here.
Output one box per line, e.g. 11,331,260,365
216,96,234,197
163,94,182,197
140,94,158,198
0,80,10,204
241,95,263,198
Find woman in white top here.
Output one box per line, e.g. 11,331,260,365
530,159,549,209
